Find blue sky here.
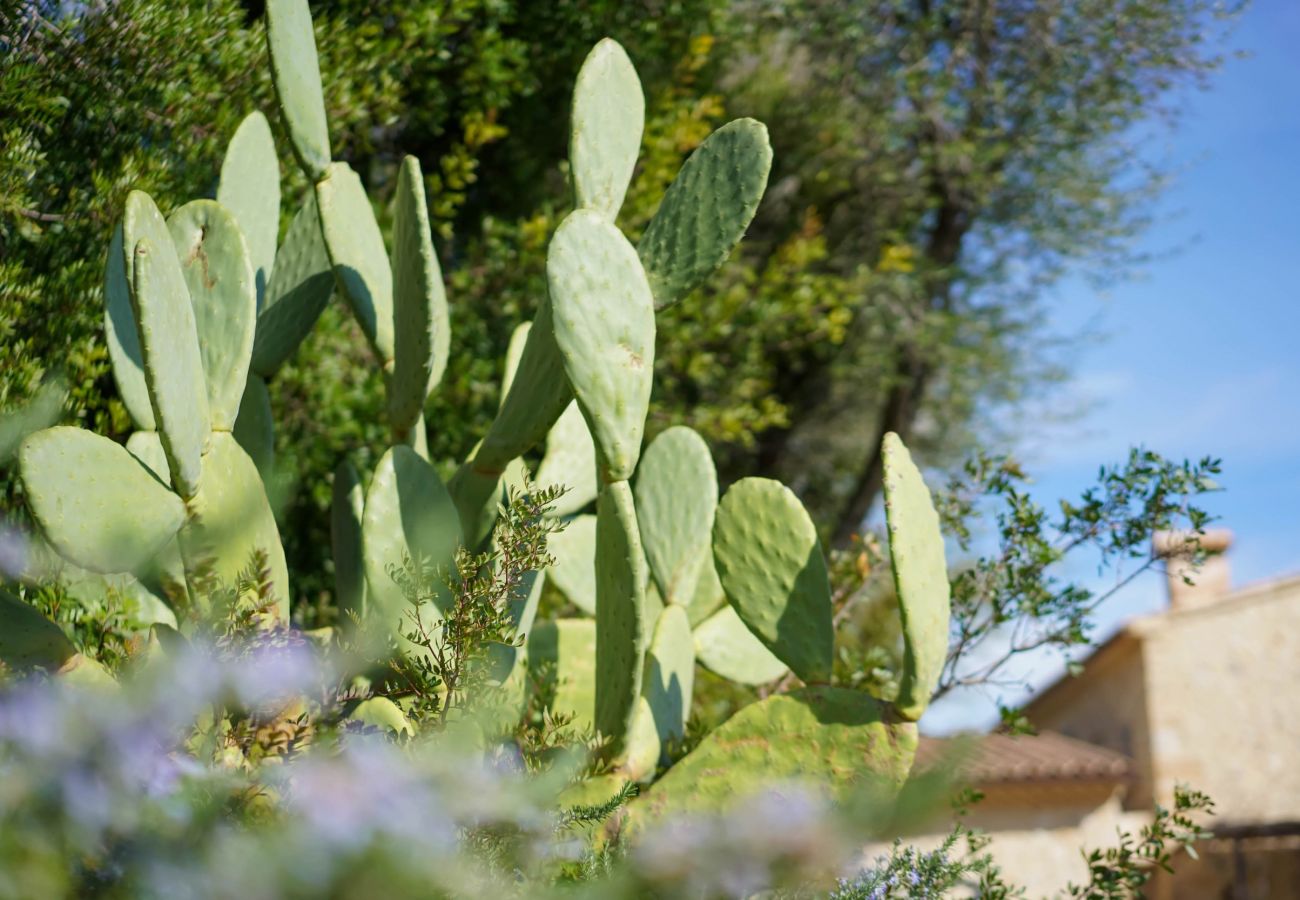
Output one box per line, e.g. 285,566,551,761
924,0,1300,734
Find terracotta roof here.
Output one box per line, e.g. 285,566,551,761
915,731,1132,786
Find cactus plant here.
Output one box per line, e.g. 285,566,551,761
12,0,960,844
448,38,773,548
21,187,291,622
546,426,790,694
282,5,941,838
262,0,458,645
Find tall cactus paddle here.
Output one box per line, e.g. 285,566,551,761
882,433,951,721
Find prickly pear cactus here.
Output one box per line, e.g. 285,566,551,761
449,33,772,547
635,427,717,606
19,428,185,575
638,118,773,310
15,0,958,847
264,0,331,179
217,110,280,311
0,589,113,685
261,0,461,643
361,445,461,647
21,187,291,620
389,156,450,444
693,603,788,685
630,686,919,826
882,432,952,721
623,431,950,825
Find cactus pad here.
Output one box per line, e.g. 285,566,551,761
535,400,598,517
693,603,788,686
0,588,76,672
548,210,655,482
594,480,648,756
389,156,449,434
349,697,415,736
881,433,950,722
232,375,275,478
122,431,188,594
362,445,461,635
19,427,184,575
527,618,597,732
642,604,694,748
635,426,717,604
217,111,281,308
623,695,662,783
265,0,331,180
570,39,644,221
685,552,727,626
331,460,367,619
712,477,834,684
500,322,532,404
547,513,597,615
252,191,334,377
56,567,176,630
181,433,290,619
633,686,917,823
316,162,394,363
125,212,209,498
638,118,773,309
104,223,156,431
476,300,574,476
167,200,256,430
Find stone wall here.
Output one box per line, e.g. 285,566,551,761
1141,575,1300,824
1026,635,1155,808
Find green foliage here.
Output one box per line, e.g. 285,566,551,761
379,480,565,728
828,828,1014,900
1067,785,1215,898
714,0,1246,542
935,448,1222,699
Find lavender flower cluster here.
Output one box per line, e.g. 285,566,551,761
0,643,882,899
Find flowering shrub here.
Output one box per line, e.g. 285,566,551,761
0,635,1213,899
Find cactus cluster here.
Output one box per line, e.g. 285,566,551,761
9,0,953,829
21,184,292,624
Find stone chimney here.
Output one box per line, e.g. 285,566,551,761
1152,529,1233,611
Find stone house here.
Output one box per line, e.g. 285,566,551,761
917,532,1300,897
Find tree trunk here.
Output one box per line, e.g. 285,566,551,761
830,194,965,547
831,351,930,547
